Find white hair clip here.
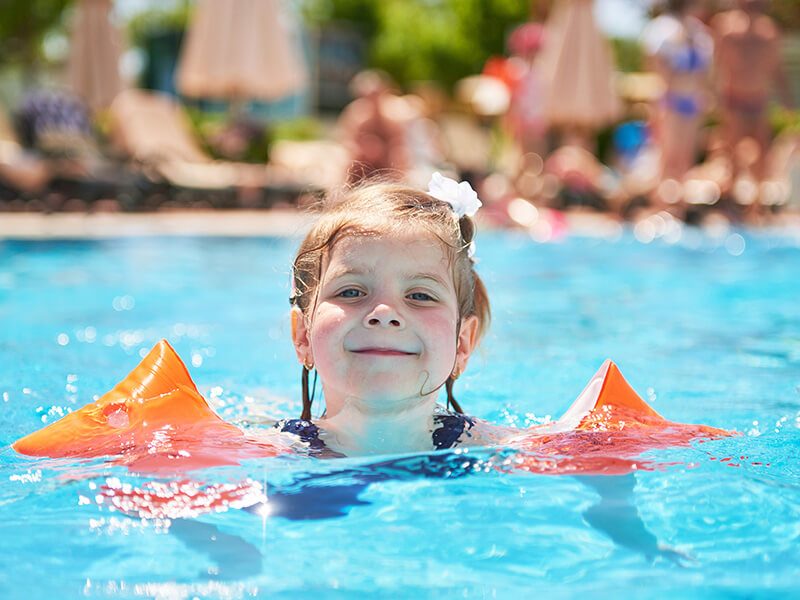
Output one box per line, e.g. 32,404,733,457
427,172,480,259
427,172,482,218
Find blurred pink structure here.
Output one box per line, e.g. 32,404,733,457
67,0,124,112
505,22,547,154
176,0,307,101
536,0,621,132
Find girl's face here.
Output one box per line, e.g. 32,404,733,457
292,232,479,415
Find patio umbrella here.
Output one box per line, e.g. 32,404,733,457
176,0,307,101
67,0,124,112
535,0,621,130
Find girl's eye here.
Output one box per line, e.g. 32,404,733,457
408,291,435,302
337,288,364,299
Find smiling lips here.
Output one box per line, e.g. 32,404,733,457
350,348,417,356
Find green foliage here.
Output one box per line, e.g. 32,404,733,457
376,0,529,89
0,0,73,67
771,0,800,31
303,0,529,91
610,37,643,73
770,106,800,136
182,105,220,156
126,3,192,48
372,2,479,90
300,0,379,34
183,106,275,163
271,117,325,142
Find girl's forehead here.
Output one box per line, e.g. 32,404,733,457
323,231,452,277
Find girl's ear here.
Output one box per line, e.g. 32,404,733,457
454,315,480,376
291,306,312,366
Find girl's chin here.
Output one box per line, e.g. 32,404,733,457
354,369,444,389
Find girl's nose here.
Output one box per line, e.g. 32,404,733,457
364,303,405,328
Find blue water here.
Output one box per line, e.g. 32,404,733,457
1,229,799,598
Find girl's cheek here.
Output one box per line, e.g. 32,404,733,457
311,305,348,341
423,317,459,358
425,311,458,336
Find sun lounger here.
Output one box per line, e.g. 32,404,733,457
0,107,51,205
3,91,144,211
109,89,323,208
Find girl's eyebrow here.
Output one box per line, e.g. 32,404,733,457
324,265,371,282
324,265,450,289
408,272,449,289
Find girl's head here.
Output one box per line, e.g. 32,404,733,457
290,179,490,420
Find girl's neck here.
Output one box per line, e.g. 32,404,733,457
318,395,438,455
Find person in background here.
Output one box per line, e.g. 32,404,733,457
504,22,548,157
401,91,450,189
337,70,410,185
711,0,794,213
641,0,714,190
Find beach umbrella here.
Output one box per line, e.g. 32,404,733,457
535,0,621,130
67,0,124,112
176,0,307,101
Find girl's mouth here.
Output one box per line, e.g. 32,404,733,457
351,348,417,356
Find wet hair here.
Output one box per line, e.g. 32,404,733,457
290,181,491,420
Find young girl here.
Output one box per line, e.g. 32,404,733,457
277,173,493,456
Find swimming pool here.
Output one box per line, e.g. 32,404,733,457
1,227,799,598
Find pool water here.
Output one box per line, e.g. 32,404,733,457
1,229,799,598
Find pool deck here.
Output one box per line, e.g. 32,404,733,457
0,209,622,239
0,209,317,239
1,209,799,239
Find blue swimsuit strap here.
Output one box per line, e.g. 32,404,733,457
276,412,474,454
432,413,475,450
276,419,328,451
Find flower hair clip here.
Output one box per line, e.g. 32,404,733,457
427,172,482,218
427,172,481,258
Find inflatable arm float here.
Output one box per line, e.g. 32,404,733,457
13,340,280,471
508,360,729,475
13,340,729,474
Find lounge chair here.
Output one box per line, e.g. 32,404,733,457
109,89,310,208
110,89,350,209
268,139,349,193
5,90,143,211
0,108,51,205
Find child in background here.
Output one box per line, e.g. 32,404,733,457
279,173,493,456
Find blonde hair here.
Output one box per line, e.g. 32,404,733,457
291,181,491,418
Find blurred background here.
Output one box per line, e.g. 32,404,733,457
0,0,798,226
